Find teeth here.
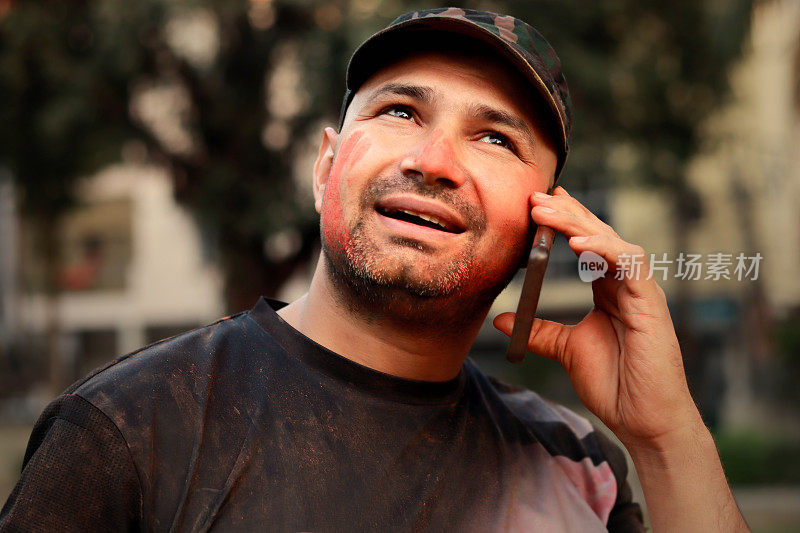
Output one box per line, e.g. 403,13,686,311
397,209,446,228
378,205,463,232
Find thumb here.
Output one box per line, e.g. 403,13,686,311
493,312,570,366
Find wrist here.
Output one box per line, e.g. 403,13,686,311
622,412,711,465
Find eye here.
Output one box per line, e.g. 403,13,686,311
382,105,414,120
480,132,516,153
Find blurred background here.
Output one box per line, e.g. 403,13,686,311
1,0,799,530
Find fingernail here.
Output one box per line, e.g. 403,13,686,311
533,192,549,199
537,206,555,213
571,236,588,243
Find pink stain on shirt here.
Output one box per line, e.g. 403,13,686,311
553,455,618,524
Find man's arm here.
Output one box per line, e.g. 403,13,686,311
626,420,745,532
494,186,748,532
0,394,142,532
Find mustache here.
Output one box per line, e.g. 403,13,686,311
360,174,487,233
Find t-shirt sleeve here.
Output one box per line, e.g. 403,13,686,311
593,429,646,533
0,394,143,532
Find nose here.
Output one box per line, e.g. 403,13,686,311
400,129,467,188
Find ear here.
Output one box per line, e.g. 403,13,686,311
313,127,339,214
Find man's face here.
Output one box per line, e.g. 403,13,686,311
314,50,557,319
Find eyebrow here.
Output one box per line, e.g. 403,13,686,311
365,83,435,105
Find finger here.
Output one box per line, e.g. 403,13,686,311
530,202,616,240
538,187,603,222
531,190,619,239
493,313,571,367
553,185,570,197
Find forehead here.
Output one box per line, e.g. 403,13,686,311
355,49,533,109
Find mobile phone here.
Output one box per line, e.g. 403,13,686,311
506,206,556,363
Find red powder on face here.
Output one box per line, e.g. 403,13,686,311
321,131,370,255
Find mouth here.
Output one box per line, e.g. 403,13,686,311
373,194,468,235
375,206,464,233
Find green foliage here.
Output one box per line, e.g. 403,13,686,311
715,429,800,485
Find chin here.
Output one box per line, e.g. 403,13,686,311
348,240,474,297
324,238,519,332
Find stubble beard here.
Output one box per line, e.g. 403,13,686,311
321,175,526,332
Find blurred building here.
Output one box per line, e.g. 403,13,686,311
12,164,224,384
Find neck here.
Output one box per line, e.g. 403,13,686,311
277,257,486,382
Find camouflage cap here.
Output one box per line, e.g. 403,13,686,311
339,7,572,180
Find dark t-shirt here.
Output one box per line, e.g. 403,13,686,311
1,298,644,532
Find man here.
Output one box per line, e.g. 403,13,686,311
1,8,748,532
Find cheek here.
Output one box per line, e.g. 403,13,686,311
487,221,528,269
321,131,371,253
472,195,532,279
